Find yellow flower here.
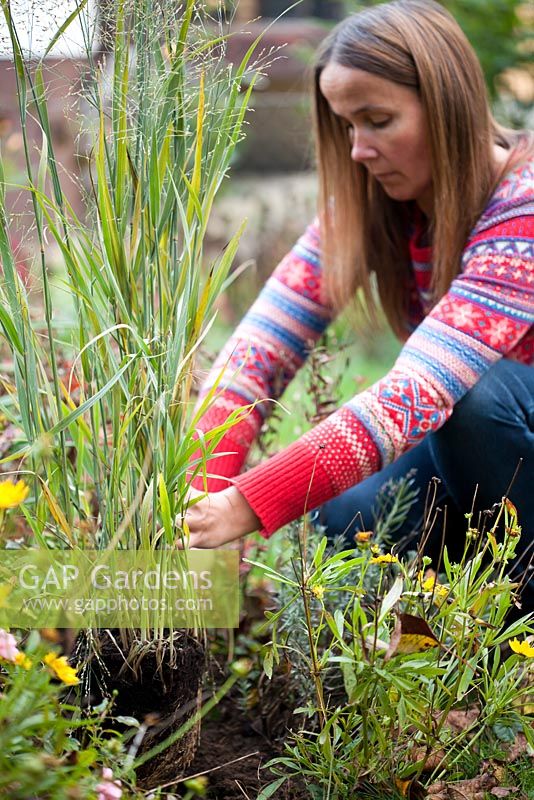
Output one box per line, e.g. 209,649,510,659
355,530,373,544
431,586,449,607
44,653,80,685
370,553,398,566
14,651,32,670
508,638,534,658
0,479,29,509
370,544,381,555
417,570,449,601
311,584,325,600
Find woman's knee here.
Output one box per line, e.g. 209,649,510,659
429,358,534,516
435,359,534,443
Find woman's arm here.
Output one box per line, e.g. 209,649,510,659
190,219,335,491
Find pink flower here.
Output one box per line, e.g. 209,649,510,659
0,629,20,662
96,767,122,800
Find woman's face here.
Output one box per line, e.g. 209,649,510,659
319,62,433,214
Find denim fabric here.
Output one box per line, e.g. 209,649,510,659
319,359,534,613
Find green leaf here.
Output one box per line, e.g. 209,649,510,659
158,473,173,546
457,657,477,700
76,748,98,768
493,719,522,743
263,648,274,680
46,354,137,437
334,609,345,641
341,660,358,702
257,777,287,799
312,535,328,570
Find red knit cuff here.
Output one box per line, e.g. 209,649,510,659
234,439,334,538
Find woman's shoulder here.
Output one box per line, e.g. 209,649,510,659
472,153,533,237
492,152,533,203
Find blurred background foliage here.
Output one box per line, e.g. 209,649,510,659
237,0,532,96
442,0,532,96
340,0,533,98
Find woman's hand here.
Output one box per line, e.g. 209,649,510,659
178,485,260,548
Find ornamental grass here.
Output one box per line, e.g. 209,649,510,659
0,0,257,646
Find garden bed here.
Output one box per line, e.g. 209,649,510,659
187,692,307,799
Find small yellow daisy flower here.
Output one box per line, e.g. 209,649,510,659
0,479,29,509
44,653,80,685
14,651,32,669
370,553,398,566
435,585,449,600
508,638,534,658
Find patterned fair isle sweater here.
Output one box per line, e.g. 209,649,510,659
192,158,534,537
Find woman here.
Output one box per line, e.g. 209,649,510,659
185,0,534,608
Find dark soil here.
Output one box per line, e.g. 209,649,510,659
179,574,310,798
186,692,307,800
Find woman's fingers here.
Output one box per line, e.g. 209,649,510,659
176,486,260,549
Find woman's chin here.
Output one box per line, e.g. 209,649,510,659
381,185,413,202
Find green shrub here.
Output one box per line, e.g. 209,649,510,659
255,497,533,798
0,629,135,799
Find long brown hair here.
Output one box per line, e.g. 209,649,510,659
314,0,532,337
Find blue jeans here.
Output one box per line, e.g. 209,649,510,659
319,359,534,614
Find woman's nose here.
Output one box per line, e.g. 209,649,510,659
350,132,378,162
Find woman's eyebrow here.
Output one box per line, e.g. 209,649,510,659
350,104,392,115
333,104,392,121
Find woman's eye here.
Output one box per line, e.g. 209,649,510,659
369,118,390,129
